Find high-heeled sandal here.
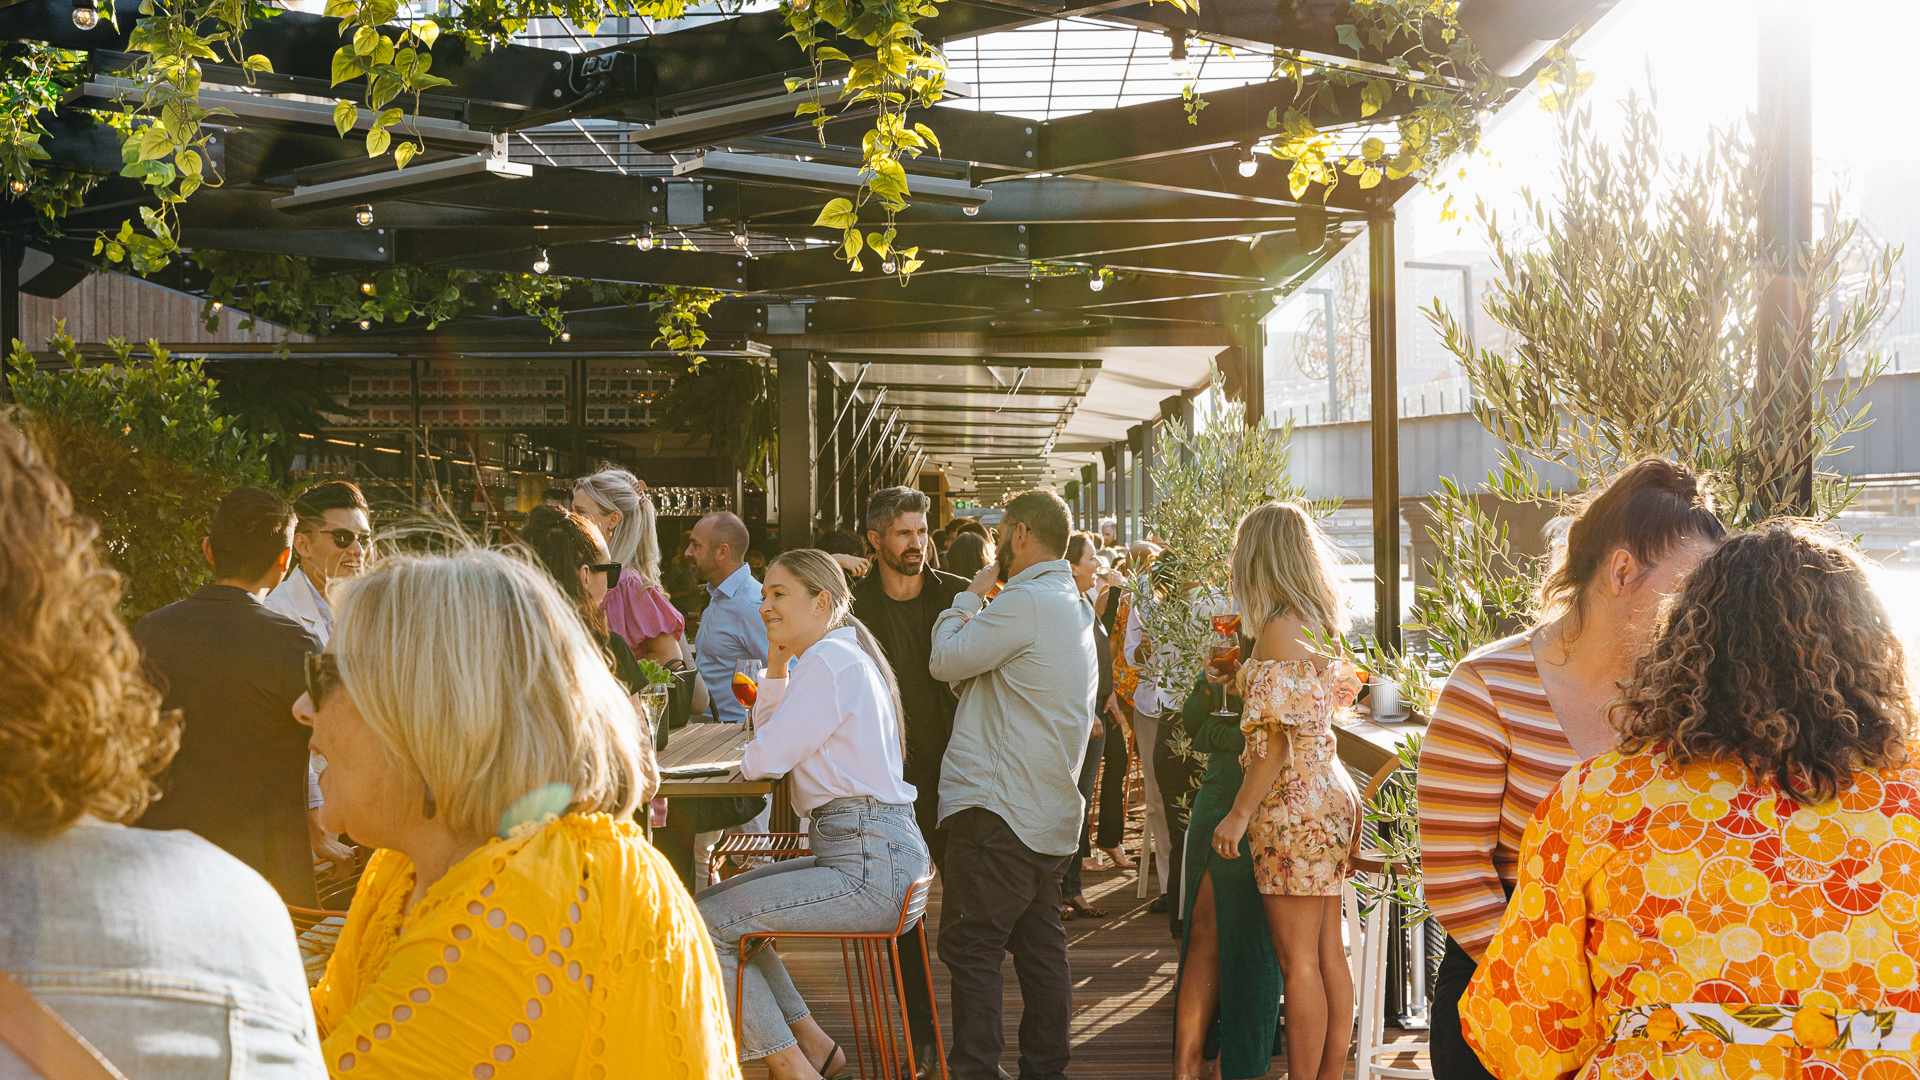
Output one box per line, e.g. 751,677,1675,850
811,1040,850,1080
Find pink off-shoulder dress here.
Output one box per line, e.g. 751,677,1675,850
1238,657,1363,896
603,569,685,654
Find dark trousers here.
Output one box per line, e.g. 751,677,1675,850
900,762,946,1054
1152,716,1201,935
1062,731,1102,898
1430,936,1498,1080
1093,721,1127,850
939,807,1073,1080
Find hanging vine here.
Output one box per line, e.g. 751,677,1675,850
649,286,724,368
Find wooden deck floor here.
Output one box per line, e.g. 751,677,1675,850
778,859,1431,1079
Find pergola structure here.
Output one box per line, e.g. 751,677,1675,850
0,0,1635,642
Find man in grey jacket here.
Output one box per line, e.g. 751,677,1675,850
930,488,1097,1080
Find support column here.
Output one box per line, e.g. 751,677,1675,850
0,234,19,403
1114,441,1131,545
775,349,816,551
1756,0,1814,516
814,364,838,533
1100,444,1119,537
408,354,422,505
570,356,588,476
1128,422,1152,536
1080,463,1097,530
1368,214,1402,651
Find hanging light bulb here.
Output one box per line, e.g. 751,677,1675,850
635,227,656,252
353,204,374,227
1237,146,1260,178
209,300,223,313
532,248,550,274
559,330,572,343
1088,273,1105,293
357,318,371,331
733,227,752,251
6,178,25,196
1169,32,1198,82
963,204,980,217
70,0,98,31
359,280,376,296
881,257,898,274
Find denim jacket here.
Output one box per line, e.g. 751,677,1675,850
0,818,324,1078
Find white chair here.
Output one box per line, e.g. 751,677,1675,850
1349,759,1432,1080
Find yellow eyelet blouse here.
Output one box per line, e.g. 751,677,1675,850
311,812,740,1079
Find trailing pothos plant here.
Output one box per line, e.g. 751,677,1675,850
788,0,949,280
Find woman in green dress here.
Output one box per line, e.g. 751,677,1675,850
1172,669,1284,1080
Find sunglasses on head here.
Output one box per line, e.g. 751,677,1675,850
312,527,373,550
590,562,621,591
305,652,340,705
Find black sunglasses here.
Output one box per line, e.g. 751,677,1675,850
590,562,621,591
311,527,374,550
305,652,340,704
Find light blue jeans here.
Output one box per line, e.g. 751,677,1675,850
696,797,931,1061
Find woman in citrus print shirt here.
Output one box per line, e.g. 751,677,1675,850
1462,525,1920,1080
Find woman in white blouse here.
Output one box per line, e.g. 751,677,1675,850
695,548,931,1080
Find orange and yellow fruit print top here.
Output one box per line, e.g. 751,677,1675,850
1463,747,1920,1080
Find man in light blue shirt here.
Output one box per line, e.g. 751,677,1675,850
929,489,1096,1080
686,511,767,723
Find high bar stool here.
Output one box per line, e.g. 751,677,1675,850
1347,757,1431,1080
736,872,947,1080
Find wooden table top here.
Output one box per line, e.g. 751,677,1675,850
1336,714,1427,779
657,722,775,799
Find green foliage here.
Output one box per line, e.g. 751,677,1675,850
1252,1,1505,201
6,322,274,619
1356,734,1426,918
651,359,777,478
785,0,948,279
649,286,725,368
0,46,85,198
1428,61,1896,526
1136,377,1310,800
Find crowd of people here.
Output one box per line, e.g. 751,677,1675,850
9,398,1920,1080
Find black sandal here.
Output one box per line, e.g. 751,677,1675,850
812,1040,850,1080
1064,895,1108,920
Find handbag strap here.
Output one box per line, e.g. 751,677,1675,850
0,971,127,1080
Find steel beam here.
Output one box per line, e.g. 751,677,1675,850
1367,214,1400,651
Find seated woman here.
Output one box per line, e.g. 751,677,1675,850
299,547,737,1077
696,549,930,1080
0,416,323,1076
572,467,687,665
1463,524,1920,1079
520,504,668,760
1209,502,1362,1080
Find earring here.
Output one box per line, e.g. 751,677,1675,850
422,784,438,820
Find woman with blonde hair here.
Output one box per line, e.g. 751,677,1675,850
298,547,735,1077
1464,524,1920,1078
696,549,929,1080
0,414,323,1075
1206,502,1361,1080
573,467,686,664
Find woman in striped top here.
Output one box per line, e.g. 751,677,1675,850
1417,459,1725,1079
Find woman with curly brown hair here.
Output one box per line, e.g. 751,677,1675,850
0,414,324,1076
1461,524,1920,1080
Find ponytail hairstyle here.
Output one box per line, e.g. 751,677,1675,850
769,548,907,753
519,505,612,640
573,468,661,586
1538,458,1726,639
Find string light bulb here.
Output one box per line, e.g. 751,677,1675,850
209,300,223,313
733,227,752,251
1088,273,1105,292
532,248,550,274
359,280,376,296
963,204,980,217
1237,146,1260,178
1169,32,1198,82
635,227,656,252
70,0,98,31
6,178,24,196
559,330,572,343
881,257,898,274
357,318,371,331
353,204,374,227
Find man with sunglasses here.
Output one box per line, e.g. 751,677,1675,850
265,480,371,876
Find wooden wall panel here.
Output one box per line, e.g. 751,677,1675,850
18,272,307,350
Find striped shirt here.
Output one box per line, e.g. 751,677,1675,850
1416,633,1580,961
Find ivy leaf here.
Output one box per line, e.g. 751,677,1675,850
1288,162,1310,199
323,0,356,16
1358,165,1382,189
813,197,857,229
365,125,391,158
1334,23,1364,54
394,140,419,169
815,45,850,63
352,24,382,56
1360,79,1388,119
330,48,363,86
332,98,358,137
377,107,404,129
413,18,440,46
912,123,941,156
242,53,274,74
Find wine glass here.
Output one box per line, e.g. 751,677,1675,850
1208,612,1243,718
731,660,760,733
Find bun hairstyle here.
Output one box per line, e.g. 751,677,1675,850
767,549,907,753
1538,458,1726,635
573,468,661,586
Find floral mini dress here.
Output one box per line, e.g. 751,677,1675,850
1238,657,1363,897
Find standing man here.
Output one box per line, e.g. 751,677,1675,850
684,511,767,724
851,486,968,1074
135,488,322,905
265,480,371,873
930,489,1097,1080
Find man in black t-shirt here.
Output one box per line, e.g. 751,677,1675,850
850,486,965,1075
